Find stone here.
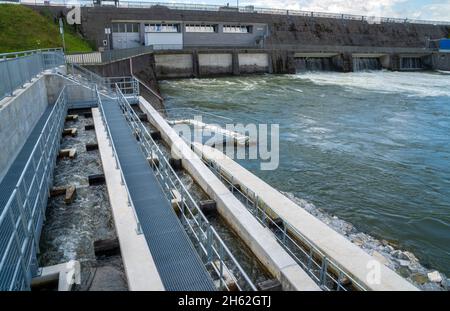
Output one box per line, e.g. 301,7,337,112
396,259,410,267
427,271,442,283
63,128,77,137
64,185,77,204
385,245,395,253
411,273,429,285
402,251,418,262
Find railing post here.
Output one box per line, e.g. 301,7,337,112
206,224,213,263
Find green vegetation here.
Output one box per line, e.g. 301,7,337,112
0,4,93,53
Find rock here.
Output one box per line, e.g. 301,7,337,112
402,251,418,262
391,250,416,261
411,273,428,285
352,237,364,247
385,245,395,253
396,259,410,267
427,271,442,283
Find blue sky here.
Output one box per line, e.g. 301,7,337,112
152,0,450,21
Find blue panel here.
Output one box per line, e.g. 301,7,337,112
440,39,450,50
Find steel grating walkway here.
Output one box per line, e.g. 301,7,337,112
100,96,216,291
0,106,53,210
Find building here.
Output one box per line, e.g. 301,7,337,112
110,20,268,50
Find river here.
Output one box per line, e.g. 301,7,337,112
159,70,450,276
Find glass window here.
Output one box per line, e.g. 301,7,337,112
118,23,126,33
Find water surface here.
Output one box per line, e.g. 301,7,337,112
160,71,450,275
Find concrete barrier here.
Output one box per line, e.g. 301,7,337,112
193,144,419,291
139,97,320,291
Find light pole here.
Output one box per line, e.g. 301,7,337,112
59,18,66,52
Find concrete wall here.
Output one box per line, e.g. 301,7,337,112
432,52,450,70
154,54,193,78
198,53,232,76
238,53,270,73
0,75,48,182
28,5,449,51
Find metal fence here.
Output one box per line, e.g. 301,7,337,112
0,86,68,291
66,45,155,64
19,0,450,26
113,87,257,291
0,49,65,102
66,62,139,101
202,156,367,291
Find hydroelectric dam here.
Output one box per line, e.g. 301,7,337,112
0,1,449,292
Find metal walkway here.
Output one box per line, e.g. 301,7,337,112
99,96,215,291
0,106,53,209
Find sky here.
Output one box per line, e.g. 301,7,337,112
148,0,450,21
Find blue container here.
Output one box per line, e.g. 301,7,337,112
439,39,450,50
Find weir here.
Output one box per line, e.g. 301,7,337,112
352,57,382,71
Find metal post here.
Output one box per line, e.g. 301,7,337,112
59,18,66,52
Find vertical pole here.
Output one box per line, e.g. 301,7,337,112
59,18,66,52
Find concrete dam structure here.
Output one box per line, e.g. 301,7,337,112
1,1,449,293
29,1,450,74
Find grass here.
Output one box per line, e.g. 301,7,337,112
0,4,93,53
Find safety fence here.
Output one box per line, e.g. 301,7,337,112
0,86,69,290
0,49,65,102
65,45,154,64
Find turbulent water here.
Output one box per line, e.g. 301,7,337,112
160,71,450,275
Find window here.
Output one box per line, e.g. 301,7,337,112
113,23,141,33
145,23,179,33
127,23,139,33
185,24,216,33
223,25,252,33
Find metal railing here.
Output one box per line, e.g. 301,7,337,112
0,49,65,102
66,45,155,64
66,62,139,101
18,0,450,26
114,87,257,291
0,86,68,291
201,158,367,291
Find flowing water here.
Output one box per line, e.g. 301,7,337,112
159,71,450,275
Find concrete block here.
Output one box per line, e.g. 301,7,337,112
88,174,106,186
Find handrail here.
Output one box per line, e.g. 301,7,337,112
0,86,68,290
114,86,257,291
0,49,65,101
96,87,143,233
202,157,367,291
131,75,163,102
0,48,63,59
